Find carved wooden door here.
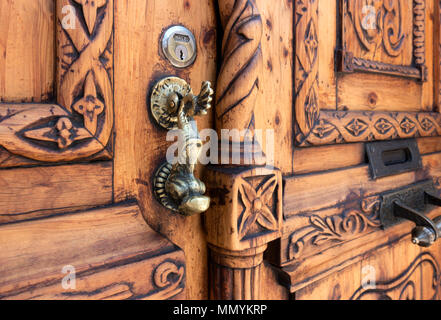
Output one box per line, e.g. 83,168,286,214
2,0,441,301
0,0,219,300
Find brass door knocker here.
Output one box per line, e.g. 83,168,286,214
151,77,213,216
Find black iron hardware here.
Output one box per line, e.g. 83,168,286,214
380,180,441,247
366,139,422,179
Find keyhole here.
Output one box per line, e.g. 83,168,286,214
175,45,188,62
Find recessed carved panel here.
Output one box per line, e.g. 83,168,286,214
294,0,440,147
340,0,426,80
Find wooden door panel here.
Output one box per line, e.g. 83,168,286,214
0,203,186,300
295,0,441,147
295,237,441,300
0,0,113,165
0,162,113,224
0,0,192,300
0,0,55,103
112,0,220,299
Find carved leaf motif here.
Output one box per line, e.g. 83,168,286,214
73,0,107,35
288,197,381,260
304,19,318,66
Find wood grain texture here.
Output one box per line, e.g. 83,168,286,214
209,245,266,300
285,152,441,219
0,0,114,164
295,238,440,300
292,137,441,175
0,203,186,300
0,0,55,102
258,0,293,173
0,162,113,224
113,0,217,300
279,204,441,294
343,0,414,66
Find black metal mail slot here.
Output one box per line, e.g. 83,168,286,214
366,139,422,179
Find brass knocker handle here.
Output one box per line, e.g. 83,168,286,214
393,190,441,247
150,77,213,216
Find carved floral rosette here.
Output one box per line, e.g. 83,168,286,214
205,165,283,251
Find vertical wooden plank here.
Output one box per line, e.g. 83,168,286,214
113,0,217,299
258,0,293,173
0,162,113,223
0,0,54,102
436,0,441,111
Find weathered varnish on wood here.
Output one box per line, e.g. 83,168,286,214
0,0,54,103
203,0,291,300
0,203,186,300
2,0,441,301
0,162,113,224
0,0,114,164
113,0,218,300
295,238,441,300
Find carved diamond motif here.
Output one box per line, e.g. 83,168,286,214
400,117,416,133
374,118,393,134
312,119,336,138
345,118,368,136
304,19,318,66
420,117,434,132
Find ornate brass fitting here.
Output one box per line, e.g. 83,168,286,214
151,77,213,216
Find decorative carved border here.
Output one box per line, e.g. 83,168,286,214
339,0,427,81
0,0,114,162
295,0,439,147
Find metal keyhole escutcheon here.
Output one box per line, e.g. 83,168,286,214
162,26,197,68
